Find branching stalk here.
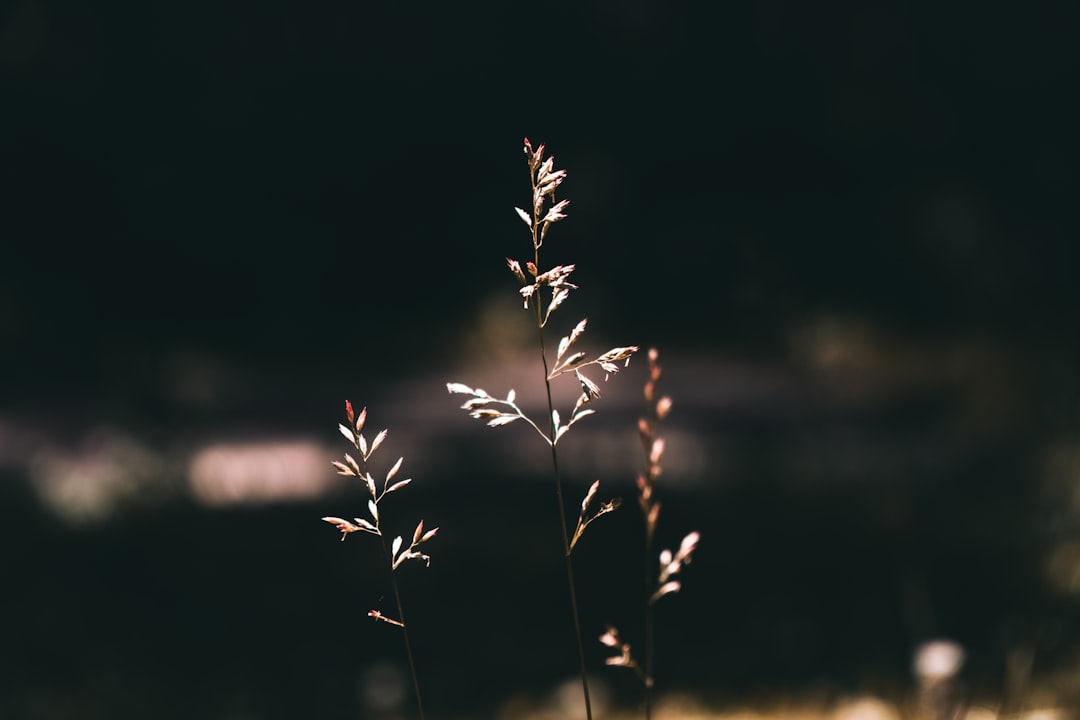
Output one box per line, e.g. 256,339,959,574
600,351,699,719
447,140,637,720
322,402,438,720
381,533,426,720
533,239,595,720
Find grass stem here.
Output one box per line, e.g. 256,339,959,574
533,231,594,720
383,535,427,720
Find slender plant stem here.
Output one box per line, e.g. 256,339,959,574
644,544,655,719
382,535,427,720
539,334,594,720
642,378,659,718
533,218,593,720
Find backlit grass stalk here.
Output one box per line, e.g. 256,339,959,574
322,401,438,720
601,350,700,719
448,138,637,720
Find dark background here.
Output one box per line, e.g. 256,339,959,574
3,1,1080,718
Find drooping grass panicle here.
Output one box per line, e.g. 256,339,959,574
446,139,638,720
321,400,437,720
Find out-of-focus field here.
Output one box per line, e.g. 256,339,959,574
4,337,1080,719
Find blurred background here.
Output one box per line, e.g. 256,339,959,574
2,1,1079,718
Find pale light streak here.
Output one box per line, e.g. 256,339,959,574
188,440,334,506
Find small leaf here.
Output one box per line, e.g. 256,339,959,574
506,257,527,284
487,414,519,427
537,168,565,195
557,335,570,361
544,288,570,324
650,438,665,466
568,408,595,427
514,207,532,227
355,406,367,434
680,531,701,556
386,456,404,482
527,141,544,168
561,352,588,370
392,535,402,559
345,453,361,475
598,346,640,363
542,198,570,224
576,371,601,400
322,516,360,539
420,527,439,543
412,520,424,545
536,156,554,182
536,264,576,286
331,460,355,476
351,517,377,533
446,382,475,395
666,531,700,572
370,429,388,456
650,580,681,603
570,317,587,342
368,499,379,523
385,479,412,494
518,285,537,308
581,480,599,513
506,388,516,404
368,610,404,627
557,320,587,361
469,408,501,419
598,498,621,516
468,408,500,420
552,409,561,434
338,423,356,444
605,650,634,667
364,473,377,500
358,434,368,456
